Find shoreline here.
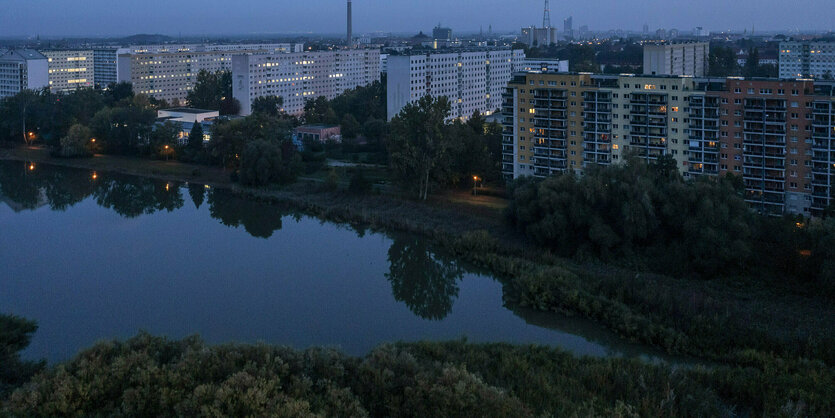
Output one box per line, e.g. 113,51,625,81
2,146,833,370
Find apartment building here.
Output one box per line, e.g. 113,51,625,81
779,41,835,79
643,42,709,77
0,49,48,99
386,49,525,121
42,50,95,92
93,48,122,88
124,43,304,54
502,71,835,216
232,49,381,116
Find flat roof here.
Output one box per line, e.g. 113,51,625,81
161,107,217,114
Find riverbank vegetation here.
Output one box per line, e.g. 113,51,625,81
506,155,835,297
2,318,832,416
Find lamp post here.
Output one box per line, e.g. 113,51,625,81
472,175,479,196
164,144,170,161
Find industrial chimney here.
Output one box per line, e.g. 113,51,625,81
347,0,353,46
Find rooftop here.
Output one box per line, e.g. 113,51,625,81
161,107,217,114
0,49,47,62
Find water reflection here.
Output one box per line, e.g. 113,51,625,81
0,161,677,363
386,235,464,320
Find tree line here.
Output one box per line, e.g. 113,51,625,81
505,155,835,296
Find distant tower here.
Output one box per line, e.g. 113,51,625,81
347,0,353,46
543,0,552,28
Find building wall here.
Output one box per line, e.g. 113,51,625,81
0,50,48,99
387,49,525,121
43,50,95,92
643,42,709,77
779,41,835,79
232,49,380,116
93,49,121,88
502,72,835,216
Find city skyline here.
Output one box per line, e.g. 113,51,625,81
2,0,833,38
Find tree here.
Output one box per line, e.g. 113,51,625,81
150,121,180,154
341,113,361,139
303,96,338,125
104,82,135,105
0,315,44,396
708,46,740,77
388,95,453,200
188,122,204,152
188,182,205,209
743,47,760,78
57,124,93,157
186,70,237,115
251,96,284,117
385,236,463,320
238,140,299,186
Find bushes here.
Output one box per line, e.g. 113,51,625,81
55,124,93,158
0,315,45,397
7,333,830,416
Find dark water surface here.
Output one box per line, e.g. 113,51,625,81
0,161,667,363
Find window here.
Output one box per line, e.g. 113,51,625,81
734,88,741,93
748,88,754,94
734,99,742,105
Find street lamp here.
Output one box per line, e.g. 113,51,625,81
472,175,480,196
163,144,170,161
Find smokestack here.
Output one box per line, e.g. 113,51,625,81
347,0,352,47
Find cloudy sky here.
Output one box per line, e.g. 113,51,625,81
1,0,831,37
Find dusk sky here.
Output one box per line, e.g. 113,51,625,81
1,0,832,37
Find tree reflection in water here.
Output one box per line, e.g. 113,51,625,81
386,235,464,320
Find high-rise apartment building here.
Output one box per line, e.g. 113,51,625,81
386,49,525,121
779,41,835,79
0,49,48,99
643,42,709,77
501,71,835,216
116,44,309,104
93,48,122,88
433,25,453,41
232,49,381,116
520,27,557,48
42,50,95,93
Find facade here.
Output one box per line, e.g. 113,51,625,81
0,49,48,99
156,108,220,145
124,43,304,54
42,50,95,92
294,125,342,143
779,41,835,79
93,48,121,88
520,27,556,48
433,25,453,41
643,42,709,77
232,49,381,116
502,71,835,216
520,59,569,73
386,49,525,121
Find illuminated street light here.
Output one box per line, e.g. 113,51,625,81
28,163,35,171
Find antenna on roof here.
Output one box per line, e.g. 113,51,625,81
543,0,552,28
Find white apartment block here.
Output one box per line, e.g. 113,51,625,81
779,41,835,79
125,43,304,54
116,44,309,104
232,49,381,116
43,50,95,93
643,42,709,77
386,49,525,120
520,59,569,73
0,49,48,99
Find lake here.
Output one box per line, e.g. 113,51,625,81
0,160,666,363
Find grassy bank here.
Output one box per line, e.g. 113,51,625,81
3,333,832,417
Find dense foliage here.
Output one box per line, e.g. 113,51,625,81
506,156,834,294
387,97,503,199
0,315,44,397
185,70,240,115
2,328,832,417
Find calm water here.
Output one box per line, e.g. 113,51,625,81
0,161,665,363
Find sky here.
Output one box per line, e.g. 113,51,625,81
1,0,832,38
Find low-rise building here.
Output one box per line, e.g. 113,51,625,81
294,124,341,143
156,107,220,145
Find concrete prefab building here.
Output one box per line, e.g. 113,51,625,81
386,49,525,121
43,50,95,92
0,49,48,99
779,41,835,79
643,42,709,77
232,49,381,116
